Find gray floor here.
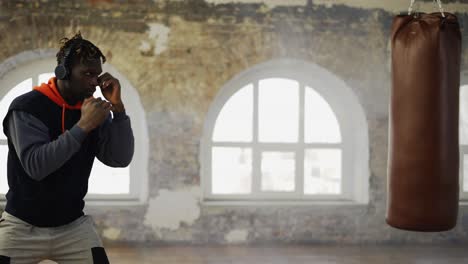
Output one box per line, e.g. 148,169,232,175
99,244,468,264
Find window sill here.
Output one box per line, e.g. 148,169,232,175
84,198,146,207
457,201,468,206
203,199,468,207
201,199,368,207
0,197,147,209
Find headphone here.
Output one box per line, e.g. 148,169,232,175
54,40,80,80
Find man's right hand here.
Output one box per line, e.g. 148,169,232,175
77,97,112,133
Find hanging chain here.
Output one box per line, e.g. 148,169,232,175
408,0,445,17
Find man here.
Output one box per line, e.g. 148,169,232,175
0,33,134,263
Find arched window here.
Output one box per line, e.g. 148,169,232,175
201,59,369,203
0,50,148,203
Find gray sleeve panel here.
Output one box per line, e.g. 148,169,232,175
96,111,135,167
6,111,85,181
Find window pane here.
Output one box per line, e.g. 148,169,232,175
212,147,251,194
460,85,468,145
259,78,299,143
304,149,341,194
38,73,55,85
0,78,33,140
261,152,295,192
213,84,253,142
464,155,468,192
88,159,130,194
0,145,8,194
305,87,341,143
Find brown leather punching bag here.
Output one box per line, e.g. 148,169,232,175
387,1,462,232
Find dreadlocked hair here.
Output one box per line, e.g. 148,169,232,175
56,32,106,67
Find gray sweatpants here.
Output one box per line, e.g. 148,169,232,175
0,211,109,264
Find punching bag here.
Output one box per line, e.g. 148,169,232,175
387,0,461,231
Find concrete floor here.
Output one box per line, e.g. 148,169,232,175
100,244,468,264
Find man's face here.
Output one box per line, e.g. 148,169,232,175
68,59,102,103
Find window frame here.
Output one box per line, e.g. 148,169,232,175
0,50,148,205
200,59,369,205
460,145,468,201
459,80,468,202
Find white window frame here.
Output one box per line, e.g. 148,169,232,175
461,144,468,201
459,79,468,202
200,59,369,205
0,49,148,205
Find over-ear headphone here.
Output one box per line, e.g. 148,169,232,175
55,41,80,80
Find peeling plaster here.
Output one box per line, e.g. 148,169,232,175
140,23,170,55
144,187,201,231
103,227,121,240
139,40,152,54
225,229,249,243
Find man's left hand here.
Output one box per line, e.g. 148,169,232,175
98,73,125,112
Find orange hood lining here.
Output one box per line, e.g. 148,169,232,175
33,77,82,133
33,77,82,110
